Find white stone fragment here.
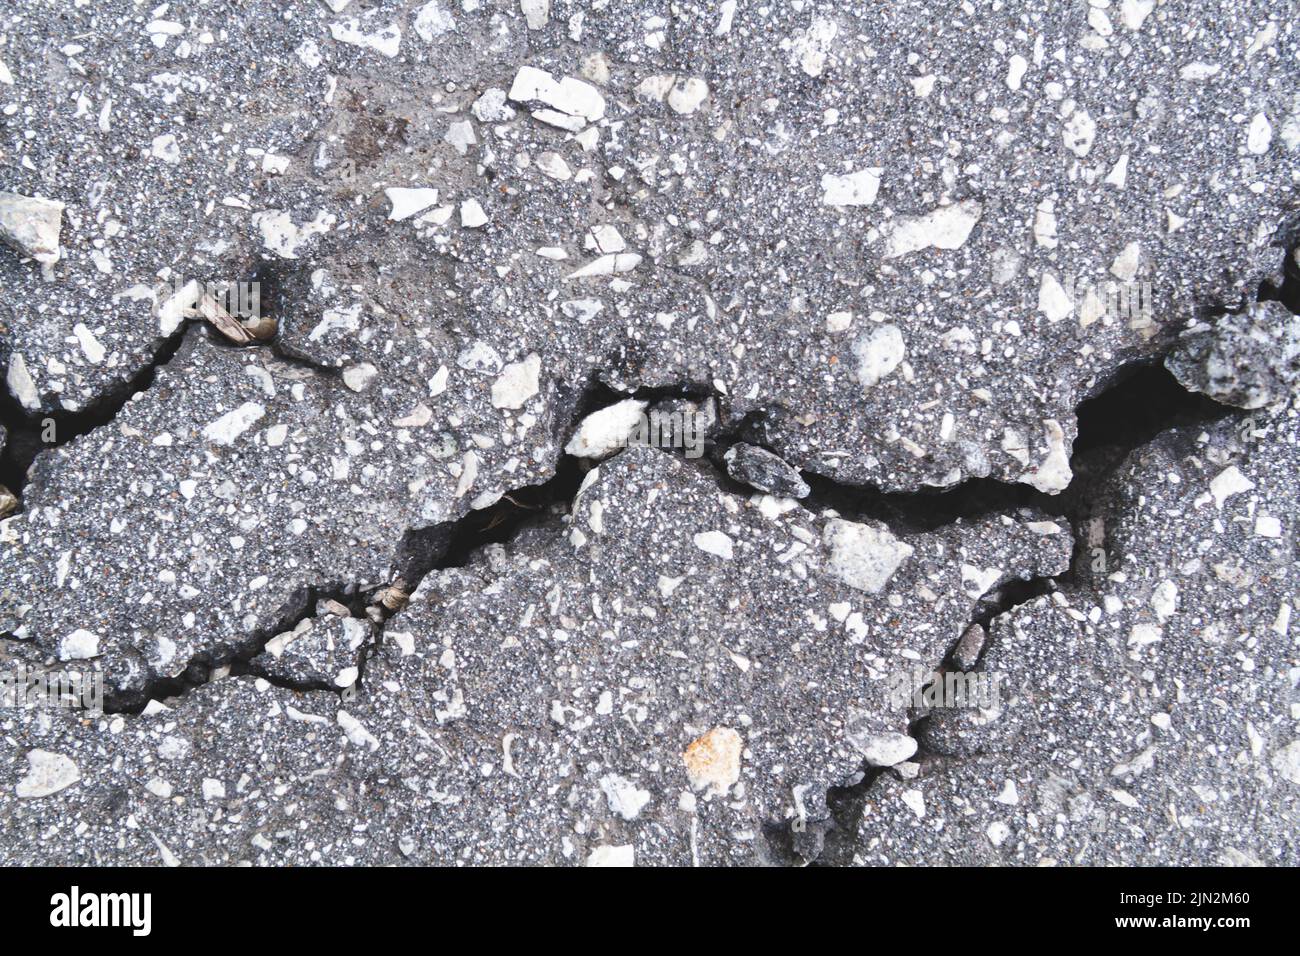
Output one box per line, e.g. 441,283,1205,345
6,353,39,409
150,133,181,164
823,519,914,594
1209,466,1254,508
472,88,515,122
0,192,65,264
855,731,918,767
566,400,647,459
1022,420,1072,494
1119,0,1154,31
60,629,100,660
666,77,709,115
508,65,605,124
682,726,743,795
1110,241,1141,282
329,16,402,57
459,198,488,228
413,1,455,41
566,253,641,279
202,402,266,446
1246,113,1273,154
337,710,380,751
1272,741,1300,785
882,200,982,258
1037,272,1074,323
1061,109,1097,157
490,353,541,409
520,0,549,30
693,531,734,560
599,774,651,820
821,168,882,207
15,750,80,799
342,363,379,392
386,187,439,221
1006,54,1028,90
852,324,906,388
586,844,635,867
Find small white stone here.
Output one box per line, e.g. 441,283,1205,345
1246,112,1273,155
15,750,80,799
693,530,734,560
0,192,65,264
385,187,440,221
1037,272,1074,323
881,200,982,258
342,363,379,392
1271,741,1300,785
329,16,402,57
852,324,906,387
202,402,266,446
150,133,181,164
821,168,882,207
412,1,455,41
682,726,743,795
666,77,709,115
599,774,651,820
823,519,914,594
460,198,488,228
855,731,918,767
586,844,635,867
60,629,100,660
520,0,549,30
1061,109,1097,157
491,353,541,409
201,778,226,801
1209,466,1255,508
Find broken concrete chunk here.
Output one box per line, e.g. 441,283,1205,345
723,443,809,499
1165,301,1300,410
823,519,914,594
0,192,64,264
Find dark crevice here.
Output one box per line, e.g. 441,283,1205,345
0,285,340,514
797,357,1242,867
0,323,191,507
104,582,367,714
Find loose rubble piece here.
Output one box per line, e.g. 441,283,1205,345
0,446,1070,864
723,443,810,499
1164,300,1300,410
838,409,1300,866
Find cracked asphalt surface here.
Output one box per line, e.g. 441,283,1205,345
0,0,1296,866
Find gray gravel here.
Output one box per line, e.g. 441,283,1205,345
0,0,1296,866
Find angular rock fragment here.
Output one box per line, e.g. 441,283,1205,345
0,192,63,264
723,443,809,498
1165,301,1300,409
823,519,914,594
